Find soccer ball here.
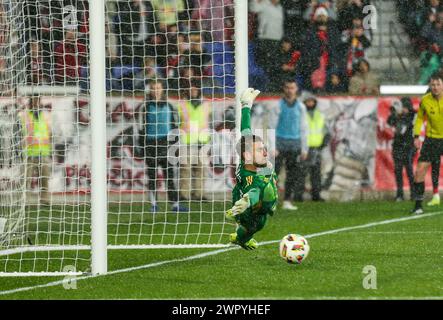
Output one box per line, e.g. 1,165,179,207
279,234,310,264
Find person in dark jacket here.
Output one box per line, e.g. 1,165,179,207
281,0,309,44
139,79,188,213
325,67,348,93
298,6,342,92
114,0,156,67
387,97,416,201
270,37,302,91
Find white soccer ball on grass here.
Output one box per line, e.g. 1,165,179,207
279,234,310,264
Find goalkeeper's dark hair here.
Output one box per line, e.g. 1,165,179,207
236,134,263,161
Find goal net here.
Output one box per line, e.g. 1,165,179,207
0,0,240,276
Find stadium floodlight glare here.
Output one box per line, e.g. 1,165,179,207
0,0,246,276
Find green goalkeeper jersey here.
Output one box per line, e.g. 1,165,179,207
232,107,279,219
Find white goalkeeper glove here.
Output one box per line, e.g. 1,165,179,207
226,193,250,219
240,88,261,109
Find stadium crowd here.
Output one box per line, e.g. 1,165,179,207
8,1,443,207
249,0,377,93
16,0,382,95
396,0,443,84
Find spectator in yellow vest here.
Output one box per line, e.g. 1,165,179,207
177,84,211,201
150,0,185,30
300,92,330,201
20,93,52,204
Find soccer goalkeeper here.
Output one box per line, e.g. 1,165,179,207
226,88,278,250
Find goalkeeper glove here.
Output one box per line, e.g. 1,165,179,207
226,194,250,219
240,88,261,109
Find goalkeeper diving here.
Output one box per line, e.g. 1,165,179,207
226,88,278,250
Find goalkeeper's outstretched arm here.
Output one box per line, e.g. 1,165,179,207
240,88,260,136
226,88,261,219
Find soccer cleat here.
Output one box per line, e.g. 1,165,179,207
171,204,189,213
410,207,424,215
282,201,298,210
151,204,159,213
229,233,258,250
243,238,258,250
427,194,440,206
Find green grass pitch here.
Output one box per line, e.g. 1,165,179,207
0,201,442,299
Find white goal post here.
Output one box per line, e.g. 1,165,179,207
0,0,248,276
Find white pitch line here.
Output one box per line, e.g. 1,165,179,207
345,231,443,234
0,210,442,297
260,210,443,246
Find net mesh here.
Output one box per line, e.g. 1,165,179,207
0,0,237,274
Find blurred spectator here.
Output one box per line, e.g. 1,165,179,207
191,0,234,42
281,0,310,44
166,33,190,89
139,79,188,213
165,31,214,93
151,0,185,31
114,0,155,67
397,0,440,51
23,0,76,42
397,1,443,84
269,37,302,91
300,92,330,201
43,1,89,43
274,79,308,209
134,57,161,90
146,33,168,70
304,0,337,21
27,38,49,85
417,0,443,30
299,6,341,92
249,0,284,87
337,0,371,31
387,97,415,201
53,28,87,85
177,83,211,201
348,58,380,95
341,17,372,77
105,18,119,68
325,67,348,93
19,93,52,204
23,0,45,40
420,11,443,52
164,26,182,70
417,10,443,83
419,45,442,84
185,32,212,76
21,0,387,93
429,0,442,13
397,0,423,37
23,1,63,82
0,58,6,93
178,65,199,95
